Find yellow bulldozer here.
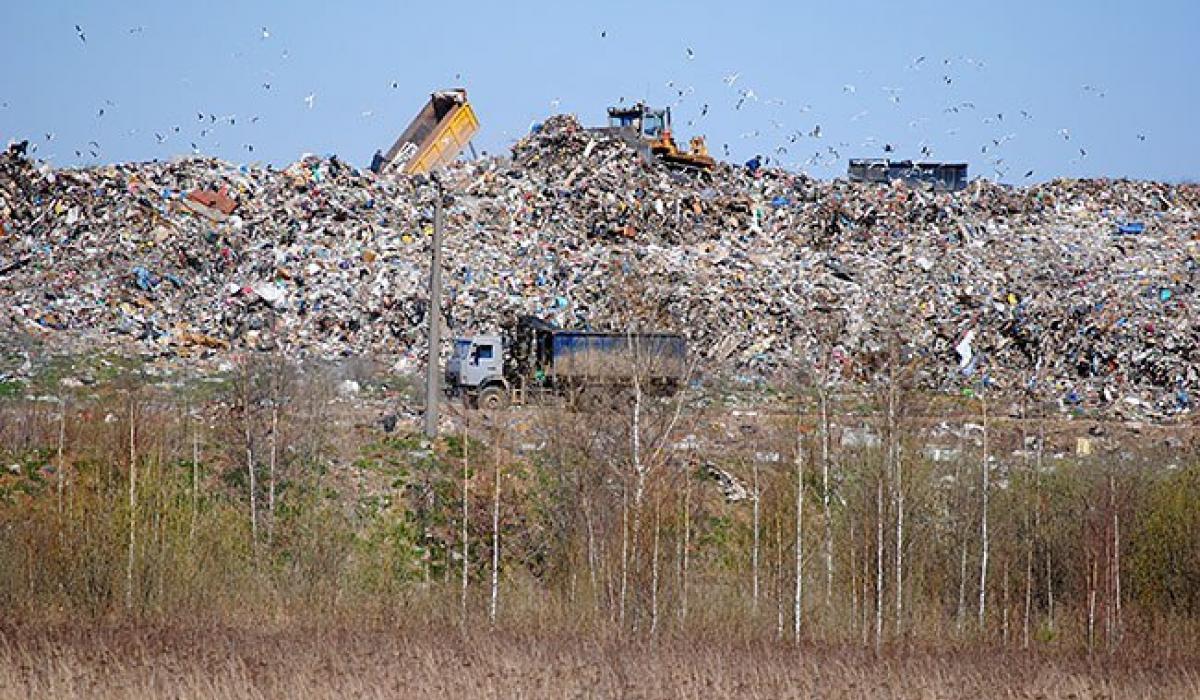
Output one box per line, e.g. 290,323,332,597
598,102,715,171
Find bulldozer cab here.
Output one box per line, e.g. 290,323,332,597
607,103,670,139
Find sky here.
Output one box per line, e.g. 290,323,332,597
1,0,1197,183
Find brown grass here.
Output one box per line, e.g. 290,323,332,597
1,621,1197,699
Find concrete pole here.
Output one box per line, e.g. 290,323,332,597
423,181,445,439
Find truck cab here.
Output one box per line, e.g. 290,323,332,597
446,335,509,408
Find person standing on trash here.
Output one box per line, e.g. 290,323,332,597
745,154,762,174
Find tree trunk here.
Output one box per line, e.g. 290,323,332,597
956,538,968,637
1002,558,1011,646
890,376,904,639
820,389,833,610
1023,540,1033,649
191,413,199,550
1113,479,1122,649
56,399,67,523
490,420,501,628
243,378,258,562
875,473,884,654
1087,555,1097,657
776,515,784,641
794,432,804,644
460,415,469,622
268,401,277,548
681,473,691,624
978,398,990,633
619,487,629,628
126,400,137,612
752,459,761,615
650,498,660,636
585,498,598,614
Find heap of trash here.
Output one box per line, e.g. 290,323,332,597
2,115,1198,418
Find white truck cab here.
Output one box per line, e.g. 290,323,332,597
445,335,508,408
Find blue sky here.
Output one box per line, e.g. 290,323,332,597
2,0,1196,182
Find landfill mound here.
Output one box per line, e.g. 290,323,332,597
2,115,1199,418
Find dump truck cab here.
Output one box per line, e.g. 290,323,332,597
446,334,508,408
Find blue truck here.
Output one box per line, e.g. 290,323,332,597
445,316,687,410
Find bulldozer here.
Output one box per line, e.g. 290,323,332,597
597,102,715,171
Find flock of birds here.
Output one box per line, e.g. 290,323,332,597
5,21,1154,184
588,29,1152,181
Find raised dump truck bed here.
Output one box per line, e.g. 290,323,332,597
373,89,479,175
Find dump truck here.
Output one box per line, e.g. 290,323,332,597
592,102,715,171
446,316,688,410
370,88,479,175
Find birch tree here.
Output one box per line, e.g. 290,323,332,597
978,396,990,632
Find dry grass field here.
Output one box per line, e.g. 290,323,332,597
2,622,1198,699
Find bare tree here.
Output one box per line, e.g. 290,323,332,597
460,412,469,623
978,396,990,632
794,431,804,644
820,386,833,610
240,365,258,561
56,397,67,522
267,393,278,548
490,415,502,628
190,408,200,550
680,468,691,625
619,486,628,627
126,398,137,612
752,456,761,615
650,497,660,636
1021,402,1032,649
1087,555,1098,657
776,515,784,641
1111,472,1122,649
875,467,884,653
888,354,904,639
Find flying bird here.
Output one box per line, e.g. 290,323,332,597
1024,170,1034,178
75,24,86,43
722,72,740,86
261,26,270,40
304,93,316,109
686,47,694,59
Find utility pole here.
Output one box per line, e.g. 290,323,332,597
423,178,445,439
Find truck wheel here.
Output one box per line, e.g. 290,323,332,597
477,386,509,410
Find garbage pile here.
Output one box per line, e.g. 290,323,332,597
2,116,1198,418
